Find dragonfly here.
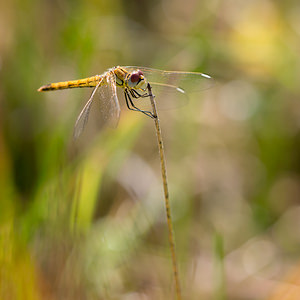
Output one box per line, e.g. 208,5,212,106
38,66,213,138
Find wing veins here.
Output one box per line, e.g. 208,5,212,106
73,77,104,139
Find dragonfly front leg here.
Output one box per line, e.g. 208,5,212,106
130,88,150,98
124,89,155,119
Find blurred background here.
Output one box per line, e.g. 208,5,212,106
1,0,300,299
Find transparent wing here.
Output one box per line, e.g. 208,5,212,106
122,66,213,110
103,71,121,126
73,78,103,139
124,66,214,93
116,81,188,111
73,72,120,139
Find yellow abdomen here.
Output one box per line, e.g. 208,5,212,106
38,75,102,92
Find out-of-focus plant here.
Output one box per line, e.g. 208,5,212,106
1,0,300,299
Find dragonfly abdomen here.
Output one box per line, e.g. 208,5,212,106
38,75,101,91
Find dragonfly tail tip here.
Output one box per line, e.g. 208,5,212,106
38,84,51,92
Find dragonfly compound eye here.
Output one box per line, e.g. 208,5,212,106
130,72,140,83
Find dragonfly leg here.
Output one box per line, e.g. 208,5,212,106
124,89,155,119
130,89,150,98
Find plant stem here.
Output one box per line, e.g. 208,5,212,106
147,83,182,300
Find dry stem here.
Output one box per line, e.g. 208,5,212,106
147,83,182,300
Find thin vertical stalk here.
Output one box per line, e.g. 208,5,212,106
147,83,182,300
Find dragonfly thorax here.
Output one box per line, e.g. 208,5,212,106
113,67,146,90
113,67,127,87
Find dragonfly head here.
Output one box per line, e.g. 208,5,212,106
126,70,146,90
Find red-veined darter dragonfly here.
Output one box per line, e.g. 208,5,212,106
38,66,213,138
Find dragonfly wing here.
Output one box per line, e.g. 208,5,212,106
122,66,213,110
73,72,120,139
94,71,120,128
125,81,189,111
124,66,214,93
106,71,121,126
73,78,103,139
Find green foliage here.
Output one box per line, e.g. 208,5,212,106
1,0,300,299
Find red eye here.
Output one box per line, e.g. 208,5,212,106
137,70,143,76
130,72,140,83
